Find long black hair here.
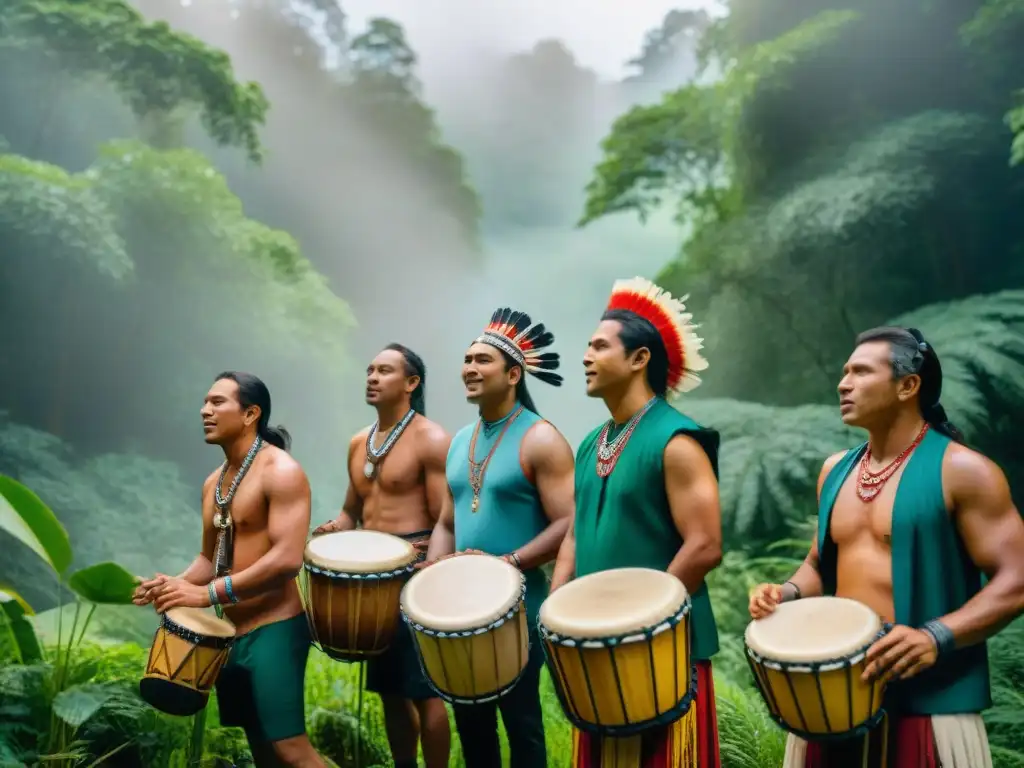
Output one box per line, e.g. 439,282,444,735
853,326,965,443
214,371,292,451
384,342,427,416
602,309,670,397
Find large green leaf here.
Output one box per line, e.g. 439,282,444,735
52,682,118,728
66,562,140,605
0,474,73,575
0,588,43,664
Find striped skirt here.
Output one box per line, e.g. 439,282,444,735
570,660,720,768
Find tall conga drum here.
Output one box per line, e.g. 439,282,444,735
300,529,419,662
744,596,889,740
139,607,236,716
401,553,528,704
539,568,696,737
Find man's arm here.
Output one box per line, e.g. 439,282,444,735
177,474,217,585
421,424,452,525
216,457,312,601
549,516,576,592
313,435,364,534
511,422,575,571
425,485,456,562
936,448,1024,647
664,434,723,594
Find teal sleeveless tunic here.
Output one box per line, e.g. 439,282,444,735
573,397,721,661
816,427,991,714
446,404,550,626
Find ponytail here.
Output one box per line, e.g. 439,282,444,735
260,424,292,452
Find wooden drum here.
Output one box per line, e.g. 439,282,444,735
401,553,528,704
139,607,235,716
744,596,888,740
539,568,696,737
300,529,419,662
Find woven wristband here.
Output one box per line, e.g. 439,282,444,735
207,582,220,606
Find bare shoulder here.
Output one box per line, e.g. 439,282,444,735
262,446,311,495
413,416,450,467
944,443,1011,503
525,420,573,458
663,433,714,474
816,450,849,494
349,428,370,453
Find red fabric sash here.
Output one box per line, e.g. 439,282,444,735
571,660,721,768
803,713,939,767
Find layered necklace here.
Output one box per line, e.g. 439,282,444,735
212,435,263,585
364,408,416,479
596,396,657,478
856,423,929,503
468,405,524,513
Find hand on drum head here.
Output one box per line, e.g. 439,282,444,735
311,519,342,536
150,575,212,613
863,625,938,684
748,583,784,620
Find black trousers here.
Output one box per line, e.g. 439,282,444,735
451,629,547,768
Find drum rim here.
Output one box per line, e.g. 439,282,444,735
537,567,690,639
303,529,420,574
303,560,417,580
744,596,883,666
538,595,692,647
401,576,527,637
161,611,235,649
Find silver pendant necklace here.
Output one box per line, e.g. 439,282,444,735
364,409,416,479
212,435,262,578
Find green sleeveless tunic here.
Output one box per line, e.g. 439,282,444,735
573,397,721,661
816,427,991,714
446,404,550,626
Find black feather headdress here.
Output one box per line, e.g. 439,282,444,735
476,307,563,387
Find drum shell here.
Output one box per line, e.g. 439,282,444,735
541,606,695,736
745,646,886,738
303,566,411,662
140,618,233,717
406,596,530,704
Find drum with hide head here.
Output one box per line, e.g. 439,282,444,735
744,595,889,741
300,529,419,662
539,567,696,737
401,553,528,704
140,607,235,716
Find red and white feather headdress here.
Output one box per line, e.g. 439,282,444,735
476,307,563,387
605,276,708,397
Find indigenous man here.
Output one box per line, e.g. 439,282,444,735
312,343,451,768
550,277,724,768
749,326,1024,768
133,371,327,768
424,307,576,768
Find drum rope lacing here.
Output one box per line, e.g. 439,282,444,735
745,622,893,743
158,613,235,650
540,596,699,737
364,408,416,479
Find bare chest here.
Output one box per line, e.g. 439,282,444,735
350,432,424,499
829,466,905,548
205,473,268,534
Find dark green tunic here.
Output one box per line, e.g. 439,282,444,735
573,397,721,661
816,427,991,714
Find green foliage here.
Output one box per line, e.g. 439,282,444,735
0,0,269,162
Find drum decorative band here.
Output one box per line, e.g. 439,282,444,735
140,607,236,717
539,568,698,738
300,530,420,663
744,596,891,742
401,554,530,705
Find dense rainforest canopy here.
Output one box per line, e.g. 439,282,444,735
2,0,1024,765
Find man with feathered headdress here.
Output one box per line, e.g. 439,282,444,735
550,277,724,768
423,307,576,767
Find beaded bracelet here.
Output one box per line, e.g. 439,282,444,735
207,581,220,606
920,619,956,656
